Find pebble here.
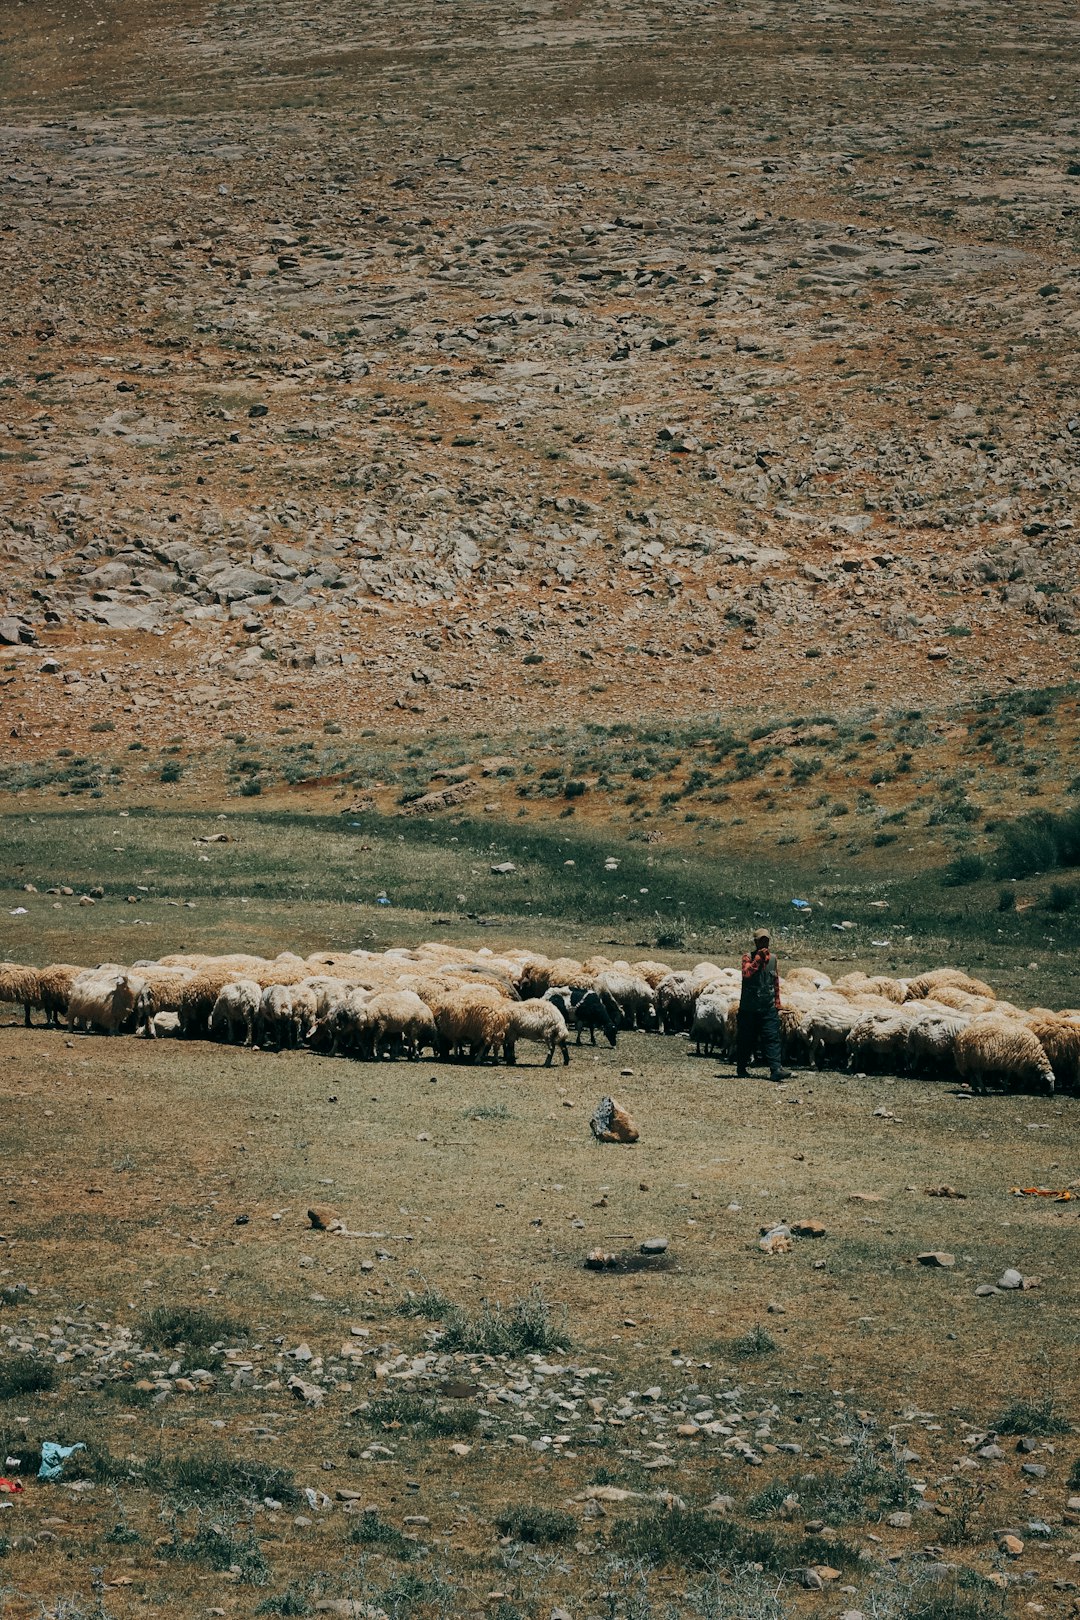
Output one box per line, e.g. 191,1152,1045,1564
998,1269,1024,1289
1000,1534,1024,1556
639,1237,668,1255
917,1251,955,1268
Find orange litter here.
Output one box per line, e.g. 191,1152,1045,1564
1009,1186,1073,1201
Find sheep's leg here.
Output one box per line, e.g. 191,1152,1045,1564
504,1041,516,1066
23,1004,32,1027
560,1039,569,1066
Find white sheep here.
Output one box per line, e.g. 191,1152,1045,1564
801,995,862,1069
478,998,570,1066
210,980,262,1045
594,969,657,1031
846,1007,917,1073
905,1007,971,1079
656,972,696,1035
365,990,437,1060
315,987,374,1058
68,968,146,1036
954,1016,1055,1095
131,966,195,1038
690,984,736,1057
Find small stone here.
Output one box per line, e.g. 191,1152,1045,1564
791,1220,827,1238
917,1251,955,1268
1022,1463,1047,1479
449,1442,471,1457
998,1269,1023,1289
975,1285,1000,1297
1000,1534,1024,1556
640,1237,669,1255
886,1511,912,1529
308,1207,341,1231
978,1444,1005,1460
759,1231,793,1255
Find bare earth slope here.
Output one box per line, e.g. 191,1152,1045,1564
1,0,1079,750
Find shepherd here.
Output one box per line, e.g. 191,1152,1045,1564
736,928,792,1082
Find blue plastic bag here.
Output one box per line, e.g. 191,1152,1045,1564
38,1441,85,1481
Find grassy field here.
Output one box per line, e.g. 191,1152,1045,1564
2,805,1078,1007
0,811,1077,1620
0,1015,1076,1620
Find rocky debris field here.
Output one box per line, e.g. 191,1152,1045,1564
1,0,1079,740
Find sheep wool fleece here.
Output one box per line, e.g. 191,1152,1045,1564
737,949,783,1077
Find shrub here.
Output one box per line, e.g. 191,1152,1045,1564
941,854,985,887
616,1507,859,1574
494,1505,576,1544
439,1288,565,1355
256,1585,314,1616
160,762,183,783
726,1324,777,1360
1046,882,1076,912
994,807,1080,877
349,1510,424,1559
139,1305,244,1353
396,1286,453,1320
147,1451,298,1504
997,887,1016,912
564,779,588,798
367,1392,479,1438
993,1396,1070,1436
0,1355,58,1399
239,778,264,796
163,1513,271,1584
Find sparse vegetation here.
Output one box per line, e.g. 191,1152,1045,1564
0,1354,58,1399
495,1505,577,1543
992,1396,1070,1436
439,1289,565,1355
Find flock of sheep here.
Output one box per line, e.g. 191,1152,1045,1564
0,944,1077,1094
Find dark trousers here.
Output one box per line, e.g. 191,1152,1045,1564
736,1005,782,1076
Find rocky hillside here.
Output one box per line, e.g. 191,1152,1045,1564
1,0,1078,747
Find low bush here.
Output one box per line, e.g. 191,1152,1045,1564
139,1305,244,1353
396,1286,453,1320
367,1392,479,1439
726,1324,777,1360
994,806,1080,877
494,1505,576,1544
0,1355,58,1399
350,1510,426,1559
147,1451,298,1503
616,1506,860,1573
993,1396,1070,1436
439,1288,565,1355
941,854,985,887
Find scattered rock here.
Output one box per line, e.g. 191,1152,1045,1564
590,1096,639,1144
917,1251,955,1268
791,1220,827,1238
999,1534,1024,1557
308,1207,342,1232
639,1237,669,1255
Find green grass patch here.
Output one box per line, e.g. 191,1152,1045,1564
396,1285,454,1320
349,1510,427,1559
146,1451,298,1504
615,1506,861,1574
0,1354,58,1399
993,1396,1071,1436
438,1288,565,1356
494,1505,577,1544
368,1392,480,1438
